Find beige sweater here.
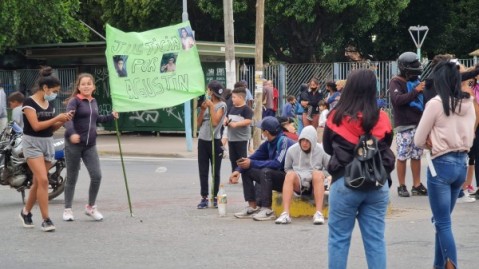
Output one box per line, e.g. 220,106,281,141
414,96,476,159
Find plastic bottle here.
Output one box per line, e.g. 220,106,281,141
217,184,227,217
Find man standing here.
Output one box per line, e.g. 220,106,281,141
229,116,295,220
389,52,427,197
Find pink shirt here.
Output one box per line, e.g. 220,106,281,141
414,96,476,158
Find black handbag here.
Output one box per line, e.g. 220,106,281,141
344,133,388,191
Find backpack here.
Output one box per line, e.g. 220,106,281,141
344,133,387,191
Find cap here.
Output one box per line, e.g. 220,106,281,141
276,116,293,126
207,80,225,100
256,116,281,134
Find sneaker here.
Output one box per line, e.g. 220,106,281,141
275,212,292,224
476,191,479,200
313,211,325,225
411,183,428,196
466,185,475,194
234,206,260,219
397,185,410,197
85,205,103,221
457,193,476,203
197,198,208,209
63,208,74,221
19,210,34,228
213,197,218,208
252,207,275,221
41,218,55,232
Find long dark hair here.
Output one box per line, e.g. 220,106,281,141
432,61,468,116
332,69,379,132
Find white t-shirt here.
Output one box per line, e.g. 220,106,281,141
318,109,329,127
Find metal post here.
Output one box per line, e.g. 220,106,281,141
182,0,193,152
408,25,429,61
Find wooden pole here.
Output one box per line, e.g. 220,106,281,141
253,0,265,149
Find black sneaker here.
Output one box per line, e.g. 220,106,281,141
411,183,428,196
397,185,410,197
19,210,34,228
213,197,218,208
197,198,208,209
41,218,55,232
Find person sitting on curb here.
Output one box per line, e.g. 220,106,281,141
229,116,295,221
275,125,330,225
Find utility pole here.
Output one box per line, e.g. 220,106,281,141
253,0,265,149
182,0,193,151
223,0,236,90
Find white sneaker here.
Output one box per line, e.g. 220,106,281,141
63,208,75,221
275,212,292,224
234,206,260,219
457,193,476,203
85,205,104,221
252,207,275,221
313,211,325,225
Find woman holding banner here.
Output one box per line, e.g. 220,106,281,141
62,73,118,222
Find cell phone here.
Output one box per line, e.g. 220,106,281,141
69,110,76,116
236,158,245,163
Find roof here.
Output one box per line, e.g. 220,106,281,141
18,41,256,59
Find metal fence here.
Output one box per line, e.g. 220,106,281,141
0,58,476,115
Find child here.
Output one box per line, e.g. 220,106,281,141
281,95,296,119
317,100,329,143
197,80,227,209
8,91,25,128
226,87,253,172
63,73,119,222
19,66,73,232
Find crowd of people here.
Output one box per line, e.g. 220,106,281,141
194,51,479,269
6,51,479,269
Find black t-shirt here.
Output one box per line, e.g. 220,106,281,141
301,89,323,115
22,97,55,137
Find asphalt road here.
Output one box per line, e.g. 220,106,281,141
1,157,478,269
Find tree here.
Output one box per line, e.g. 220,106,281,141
0,0,89,53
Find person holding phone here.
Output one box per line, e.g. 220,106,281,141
19,66,73,232
62,73,118,222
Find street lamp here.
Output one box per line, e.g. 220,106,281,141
408,25,429,60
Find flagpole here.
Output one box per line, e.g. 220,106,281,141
115,119,134,216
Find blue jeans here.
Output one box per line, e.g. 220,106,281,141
328,177,389,269
427,152,467,269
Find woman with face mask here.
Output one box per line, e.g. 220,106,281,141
19,66,73,232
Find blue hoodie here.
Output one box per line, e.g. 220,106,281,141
240,133,295,171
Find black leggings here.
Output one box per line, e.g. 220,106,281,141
198,139,223,197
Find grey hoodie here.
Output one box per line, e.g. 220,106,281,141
284,126,330,189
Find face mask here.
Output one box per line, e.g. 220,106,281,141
261,133,267,140
44,92,57,101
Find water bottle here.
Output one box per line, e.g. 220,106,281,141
217,184,227,217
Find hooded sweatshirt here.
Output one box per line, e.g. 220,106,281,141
284,126,330,189
414,95,475,158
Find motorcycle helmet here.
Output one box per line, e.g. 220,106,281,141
398,52,423,80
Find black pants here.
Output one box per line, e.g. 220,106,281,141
228,140,248,172
198,139,223,197
241,168,285,207
468,127,479,187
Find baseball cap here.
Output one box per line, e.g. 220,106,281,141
207,80,225,100
256,116,281,134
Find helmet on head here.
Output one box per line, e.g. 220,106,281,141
398,52,423,79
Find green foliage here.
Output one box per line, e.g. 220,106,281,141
0,0,89,53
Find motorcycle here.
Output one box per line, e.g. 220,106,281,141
0,121,66,203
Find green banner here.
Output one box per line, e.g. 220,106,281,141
105,22,205,112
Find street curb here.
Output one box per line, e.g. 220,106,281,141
97,151,196,158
